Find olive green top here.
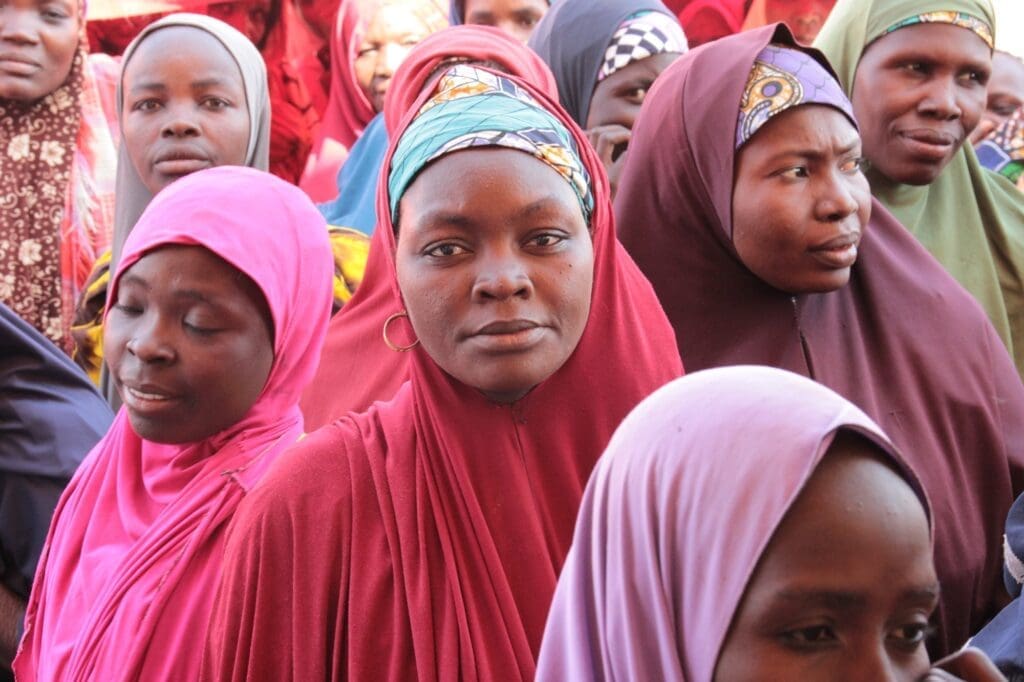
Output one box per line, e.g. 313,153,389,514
815,0,1024,374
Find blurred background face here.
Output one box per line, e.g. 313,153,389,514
354,0,439,112
207,0,275,48
463,0,546,43
972,51,1024,142
0,0,79,102
763,0,836,45
294,0,339,42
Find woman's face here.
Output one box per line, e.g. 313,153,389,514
0,0,79,102
763,0,836,45
354,0,437,112
714,433,937,681
979,52,1024,135
851,23,992,186
732,104,871,294
396,148,594,403
121,26,251,195
463,0,547,44
586,52,680,131
207,0,274,48
106,245,275,444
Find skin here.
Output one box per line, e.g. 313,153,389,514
585,52,679,197
0,0,78,102
354,0,436,113
462,0,547,44
714,433,939,681
851,23,992,186
763,0,836,45
732,104,871,294
206,0,274,48
969,51,1024,144
294,0,339,43
105,245,274,445
396,148,594,404
121,26,251,195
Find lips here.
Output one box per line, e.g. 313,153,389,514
809,232,861,270
898,128,959,162
467,319,548,353
0,53,40,76
119,381,182,415
153,147,212,176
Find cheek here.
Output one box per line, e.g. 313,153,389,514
215,111,253,165
353,55,375,91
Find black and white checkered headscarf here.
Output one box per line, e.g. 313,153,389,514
598,11,688,82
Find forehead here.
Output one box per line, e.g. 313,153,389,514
124,26,241,83
464,0,546,14
741,104,859,156
865,21,992,64
398,148,583,229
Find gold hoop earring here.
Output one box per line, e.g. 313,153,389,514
383,311,420,352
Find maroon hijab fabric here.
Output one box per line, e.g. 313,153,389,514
200,65,681,680
615,23,1024,655
300,25,559,429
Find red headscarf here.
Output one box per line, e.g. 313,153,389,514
200,64,682,680
301,24,559,429
299,0,448,201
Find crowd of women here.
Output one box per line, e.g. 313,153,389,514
2,0,1024,679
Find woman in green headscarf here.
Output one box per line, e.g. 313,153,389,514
815,0,1024,375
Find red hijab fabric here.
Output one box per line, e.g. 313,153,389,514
299,0,448,202
201,68,682,681
615,24,1024,654
301,24,559,429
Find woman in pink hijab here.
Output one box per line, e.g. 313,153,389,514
299,0,448,201
537,366,1004,681
14,166,333,681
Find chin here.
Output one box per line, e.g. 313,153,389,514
883,158,953,187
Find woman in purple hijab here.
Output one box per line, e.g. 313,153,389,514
537,367,1005,681
614,24,1024,656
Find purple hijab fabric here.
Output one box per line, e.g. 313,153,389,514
614,23,1024,654
536,366,929,681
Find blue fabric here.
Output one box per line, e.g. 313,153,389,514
971,492,1024,678
0,303,112,600
387,66,593,223
317,113,389,235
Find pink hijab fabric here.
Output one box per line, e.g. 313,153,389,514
536,365,930,682
299,0,448,202
14,166,333,681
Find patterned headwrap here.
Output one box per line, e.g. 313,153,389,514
977,108,1024,185
598,11,688,82
880,10,994,49
736,45,856,149
388,64,594,223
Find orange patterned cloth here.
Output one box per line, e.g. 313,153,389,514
0,19,118,352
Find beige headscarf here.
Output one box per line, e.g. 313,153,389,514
110,13,270,268
102,13,270,402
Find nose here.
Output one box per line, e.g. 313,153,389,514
846,643,903,682
376,42,407,79
471,250,534,302
160,104,201,139
0,8,40,44
918,77,962,121
816,169,861,223
125,314,176,365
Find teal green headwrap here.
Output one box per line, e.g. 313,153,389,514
387,65,594,224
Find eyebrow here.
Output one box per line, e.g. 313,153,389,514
128,77,234,96
775,586,940,611
118,273,152,290
764,137,861,163
413,196,570,232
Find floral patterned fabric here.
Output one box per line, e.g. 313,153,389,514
880,10,994,48
0,22,118,352
388,64,593,223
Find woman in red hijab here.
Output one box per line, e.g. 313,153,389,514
299,0,448,201
301,23,559,429
201,64,681,681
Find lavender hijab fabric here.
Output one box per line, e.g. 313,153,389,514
614,24,1024,654
536,366,930,681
